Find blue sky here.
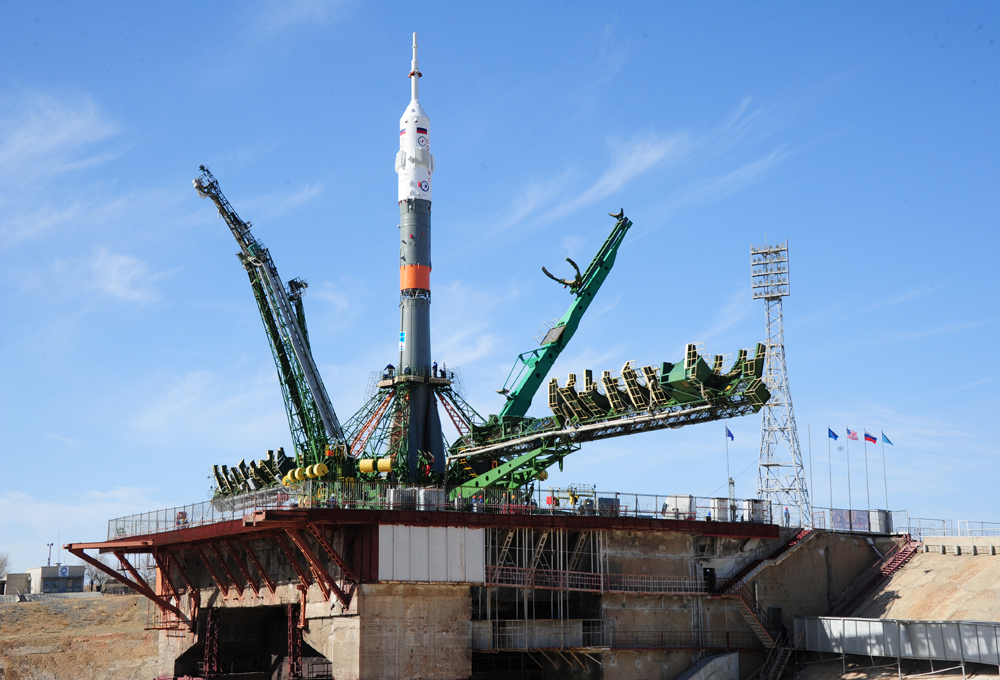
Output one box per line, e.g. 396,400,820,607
1,2,997,571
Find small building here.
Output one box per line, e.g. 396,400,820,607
0,573,30,595
25,565,84,594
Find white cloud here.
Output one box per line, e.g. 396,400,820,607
128,366,289,452
0,488,161,573
238,183,324,219
254,0,347,36
0,91,120,185
89,247,161,303
540,133,689,223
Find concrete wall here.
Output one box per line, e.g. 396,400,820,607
604,649,699,680
751,532,896,629
356,583,471,680
675,652,738,680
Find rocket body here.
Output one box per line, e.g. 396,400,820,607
395,33,444,480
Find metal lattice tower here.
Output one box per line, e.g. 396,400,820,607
751,240,811,525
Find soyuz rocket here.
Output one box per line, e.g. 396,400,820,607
395,33,445,480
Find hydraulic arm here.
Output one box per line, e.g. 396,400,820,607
499,211,631,418
194,167,347,481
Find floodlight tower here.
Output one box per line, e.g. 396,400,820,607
750,240,811,526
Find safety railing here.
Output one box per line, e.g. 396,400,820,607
612,630,762,650
485,565,706,595
471,619,611,651
107,481,779,540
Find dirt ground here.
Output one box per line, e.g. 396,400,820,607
0,595,159,680
786,655,998,680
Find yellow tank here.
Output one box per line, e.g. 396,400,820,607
294,467,307,481
315,463,329,477
377,457,392,473
359,459,376,474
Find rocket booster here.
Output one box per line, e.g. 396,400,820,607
395,33,444,480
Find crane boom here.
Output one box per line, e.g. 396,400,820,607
194,167,347,463
499,212,632,418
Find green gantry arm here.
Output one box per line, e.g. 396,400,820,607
498,212,632,418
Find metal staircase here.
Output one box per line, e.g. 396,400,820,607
731,582,778,648
722,528,812,593
830,536,921,616
750,640,792,680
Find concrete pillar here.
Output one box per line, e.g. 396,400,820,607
990,545,996,556
955,546,962,556
941,544,947,555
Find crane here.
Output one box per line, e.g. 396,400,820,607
194,167,348,494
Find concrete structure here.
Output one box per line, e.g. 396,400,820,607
25,565,84,594
675,652,738,680
0,572,30,595
67,500,900,680
853,551,1000,622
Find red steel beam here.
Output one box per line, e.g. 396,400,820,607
287,528,349,606
241,539,276,595
285,529,333,602
68,548,188,623
275,532,313,596
193,544,230,597
168,553,199,623
114,551,152,595
306,523,357,584
152,551,178,602
224,540,260,597
209,543,244,598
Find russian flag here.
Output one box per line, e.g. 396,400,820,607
864,432,877,444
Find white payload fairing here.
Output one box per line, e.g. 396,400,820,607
394,33,444,480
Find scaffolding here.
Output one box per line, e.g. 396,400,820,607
751,240,811,526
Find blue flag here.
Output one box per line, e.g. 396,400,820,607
828,428,839,441
726,427,734,441
882,432,893,445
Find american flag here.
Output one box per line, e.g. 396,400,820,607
846,428,859,441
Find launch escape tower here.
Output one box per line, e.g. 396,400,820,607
750,240,811,524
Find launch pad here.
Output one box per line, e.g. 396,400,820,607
62,33,873,680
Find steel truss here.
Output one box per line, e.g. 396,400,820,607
751,241,810,525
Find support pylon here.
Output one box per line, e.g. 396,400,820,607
750,240,811,526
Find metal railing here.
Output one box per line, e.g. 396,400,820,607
486,565,706,595
471,619,611,651
107,482,777,540
106,480,996,544
611,630,762,650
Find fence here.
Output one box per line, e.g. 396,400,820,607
612,630,761,650
794,616,1000,665
470,621,759,651
107,482,777,540
485,565,706,595
471,619,611,651
105,480,995,543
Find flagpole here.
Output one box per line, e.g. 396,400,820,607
863,429,871,516
881,432,889,511
725,424,733,520
828,428,833,519
808,424,813,525
846,431,853,531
